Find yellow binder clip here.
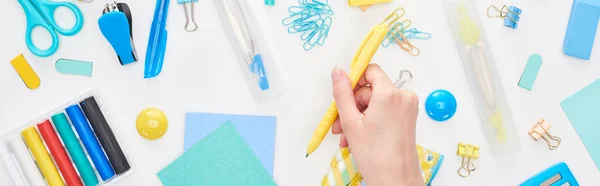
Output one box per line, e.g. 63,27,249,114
457,143,479,177
529,118,561,150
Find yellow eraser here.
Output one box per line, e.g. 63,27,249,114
11,54,40,89
349,0,392,6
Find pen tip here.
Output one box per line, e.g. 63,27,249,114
305,154,309,158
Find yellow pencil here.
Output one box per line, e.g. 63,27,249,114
306,8,405,157
21,127,65,186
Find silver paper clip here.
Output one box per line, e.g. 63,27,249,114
394,69,413,88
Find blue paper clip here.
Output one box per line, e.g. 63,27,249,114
487,5,521,29
381,20,431,48
98,2,137,65
283,0,334,51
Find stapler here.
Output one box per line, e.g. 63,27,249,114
98,2,137,65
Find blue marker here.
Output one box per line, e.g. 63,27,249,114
66,105,115,180
145,0,170,78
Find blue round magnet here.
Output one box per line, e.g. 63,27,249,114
425,90,457,122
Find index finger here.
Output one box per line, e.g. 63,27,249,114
356,64,393,89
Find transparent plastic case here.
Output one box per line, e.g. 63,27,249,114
443,0,521,156
0,90,132,186
215,0,284,102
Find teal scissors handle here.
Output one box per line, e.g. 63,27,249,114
19,0,83,57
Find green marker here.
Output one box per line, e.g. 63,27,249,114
52,113,99,186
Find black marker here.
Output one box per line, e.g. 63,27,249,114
80,97,130,174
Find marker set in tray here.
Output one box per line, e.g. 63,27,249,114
0,94,131,186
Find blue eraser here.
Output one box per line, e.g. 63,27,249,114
99,11,137,65
66,105,115,180
563,0,600,60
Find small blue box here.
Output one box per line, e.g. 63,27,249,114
563,0,600,60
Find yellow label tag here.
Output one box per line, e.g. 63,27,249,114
10,54,40,89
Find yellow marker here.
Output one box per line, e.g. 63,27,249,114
21,127,64,186
136,108,168,140
11,54,40,89
349,0,392,6
306,8,406,157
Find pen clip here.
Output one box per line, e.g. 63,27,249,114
352,28,375,68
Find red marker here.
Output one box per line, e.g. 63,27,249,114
38,120,83,186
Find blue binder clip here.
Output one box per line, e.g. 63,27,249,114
98,2,137,65
487,5,522,29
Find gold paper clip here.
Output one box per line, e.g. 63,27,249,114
457,143,479,177
529,118,561,150
385,10,420,56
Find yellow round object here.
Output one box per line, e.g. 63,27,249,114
136,108,168,140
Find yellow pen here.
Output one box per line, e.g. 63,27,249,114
21,127,65,186
306,8,406,157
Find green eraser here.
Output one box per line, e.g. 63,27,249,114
518,54,543,91
55,59,93,77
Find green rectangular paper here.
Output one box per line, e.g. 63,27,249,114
157,122,277,186
561,79,600,170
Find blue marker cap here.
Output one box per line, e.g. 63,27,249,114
145,0,170,78
425,90,457,122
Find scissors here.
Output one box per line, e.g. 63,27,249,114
17,0,84,57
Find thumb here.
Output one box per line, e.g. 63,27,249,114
331,67,361,130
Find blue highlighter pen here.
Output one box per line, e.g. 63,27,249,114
66,105,115,180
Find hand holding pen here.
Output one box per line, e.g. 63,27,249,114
330,64,422,186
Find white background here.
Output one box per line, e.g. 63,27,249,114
1,0,599,185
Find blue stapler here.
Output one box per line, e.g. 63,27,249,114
98,2,137,65
520,162,579,186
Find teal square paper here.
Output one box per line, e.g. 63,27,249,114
157,122,277,185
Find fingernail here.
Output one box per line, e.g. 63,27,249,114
332,66,343,79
